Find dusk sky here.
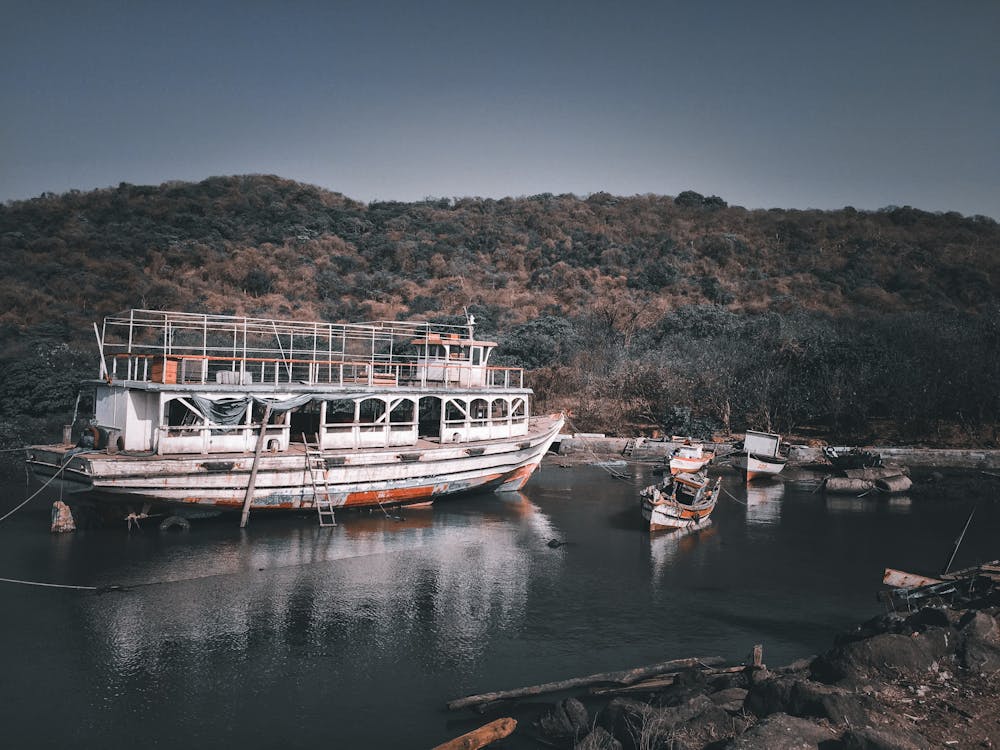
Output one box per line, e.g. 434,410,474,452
3,1,998,217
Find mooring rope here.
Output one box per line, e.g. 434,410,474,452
560,416,634,481
720,485,747,506
0,576,98,591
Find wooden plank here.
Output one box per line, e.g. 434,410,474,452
431,718,517,750
239,403,272,528
447,656,723,710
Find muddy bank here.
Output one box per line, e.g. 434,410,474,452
449,591,1000,749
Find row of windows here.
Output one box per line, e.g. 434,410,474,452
163,396,526,427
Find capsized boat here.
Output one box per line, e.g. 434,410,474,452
731,430,787,481
668,441,715,475
25,309,564,525
639,470,721,532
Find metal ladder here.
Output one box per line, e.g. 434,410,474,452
303,433,337,527
622,438,637,457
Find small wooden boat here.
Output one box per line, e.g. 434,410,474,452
639,471,721,532
731,430,787,481
668,442,715,475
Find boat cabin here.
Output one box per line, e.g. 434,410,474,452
85,310,532,456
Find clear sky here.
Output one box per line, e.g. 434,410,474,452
2,0,998,217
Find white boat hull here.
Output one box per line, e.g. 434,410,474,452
640,498,715,532
731,453,786,481
27,416,564,512
669,456,712,475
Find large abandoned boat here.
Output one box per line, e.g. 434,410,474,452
26,310,564,524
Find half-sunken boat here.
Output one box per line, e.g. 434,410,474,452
668,441,715,475
730,430,787,481
639,471,721,532
26,309,564,524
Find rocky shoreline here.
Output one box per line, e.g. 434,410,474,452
447,592,1000,749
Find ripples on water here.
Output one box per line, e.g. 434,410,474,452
0,465,996,747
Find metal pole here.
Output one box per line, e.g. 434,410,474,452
942,504,977,575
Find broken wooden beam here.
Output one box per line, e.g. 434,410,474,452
447,656,723,710
589,665,746,696
431,718,517,750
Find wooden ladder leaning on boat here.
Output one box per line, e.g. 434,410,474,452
303,433,337,528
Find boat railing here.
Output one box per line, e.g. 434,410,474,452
109,353,524,389
98,309,525,390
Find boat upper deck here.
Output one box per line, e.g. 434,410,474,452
99,309,524,391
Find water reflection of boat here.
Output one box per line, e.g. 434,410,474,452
825,496,876,514
639,472,721,532
649,521,717,577
744,482,784,525
91,492,561,672
887,495,912,513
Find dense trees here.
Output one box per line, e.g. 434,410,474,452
1,175,998,450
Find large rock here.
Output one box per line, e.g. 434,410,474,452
812,632,944,684
958,611,1000,673
709,687,748,712
539,697,589,741
724,712,837,749
840,725,933,750
670,703,738,750
745,676,868,726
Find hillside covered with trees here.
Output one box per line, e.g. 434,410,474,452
1,175,998,454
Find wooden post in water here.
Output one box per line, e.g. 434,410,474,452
240,403,272,529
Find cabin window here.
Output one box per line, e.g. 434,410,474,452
164,398,203,436
470,398,488,426
471,347,482,365
512,398,527,423
358,398,386,425
251,402,286,425
390,399,415,431
325,399,355,424
290,400,321,440
444,399,466,423
491,399,509,420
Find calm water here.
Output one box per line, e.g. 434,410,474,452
0,463,996,748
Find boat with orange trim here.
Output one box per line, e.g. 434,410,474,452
26,309,564,526
639,470,721,532
668,441,715,475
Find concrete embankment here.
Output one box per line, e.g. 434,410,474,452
554,435,1000,469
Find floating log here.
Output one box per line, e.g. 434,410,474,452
874,475,912,494
431,718,517,750
447,656,723,710
824,477,874,494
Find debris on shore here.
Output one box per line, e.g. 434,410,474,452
446,588,1000,749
